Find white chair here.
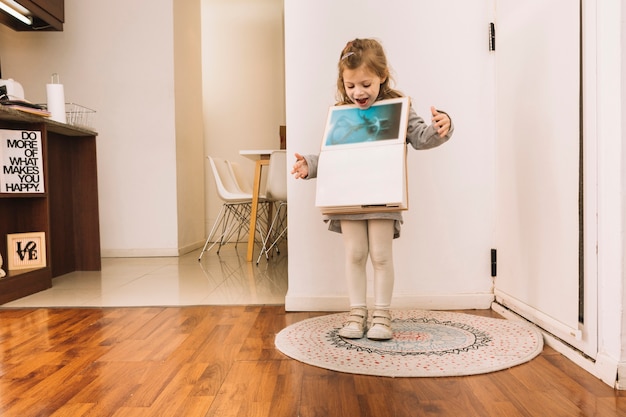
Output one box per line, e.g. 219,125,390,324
257,150,288,263
198,156,255,260
228,159,270,239
228,160,255,195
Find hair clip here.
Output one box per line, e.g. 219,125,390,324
341,51,355,60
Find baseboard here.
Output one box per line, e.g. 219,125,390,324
101,240,205,258
177,241,205,256
101,248,180,257
392,293,495,310
284,296,349,312
618,362,626,390
491,302,620,389
284,293,495,312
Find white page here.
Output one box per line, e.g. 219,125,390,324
315,143,407,212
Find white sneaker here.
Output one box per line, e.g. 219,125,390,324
338,308,368,339
366,310,393,340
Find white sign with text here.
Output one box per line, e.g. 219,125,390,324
0,129,44,193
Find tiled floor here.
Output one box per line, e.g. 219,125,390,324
1,244,288,308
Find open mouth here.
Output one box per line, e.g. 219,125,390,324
355,97,369,107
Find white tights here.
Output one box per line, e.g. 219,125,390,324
340,219,395,311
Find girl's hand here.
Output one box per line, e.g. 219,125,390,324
431,106,451,138
291,153,309,179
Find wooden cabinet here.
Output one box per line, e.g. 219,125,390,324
0,0,64,31
28,0,64,23
0,106,100,304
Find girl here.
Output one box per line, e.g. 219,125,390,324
292,38,453,340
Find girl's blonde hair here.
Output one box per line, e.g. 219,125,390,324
336,38,403,105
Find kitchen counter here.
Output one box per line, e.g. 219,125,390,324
0,104,101,304
0,104,97,137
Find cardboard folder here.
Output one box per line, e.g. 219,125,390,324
315,97,410,215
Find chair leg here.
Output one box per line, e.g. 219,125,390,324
256,201,287,264
233,203,254,248
199,202,253,259
264,202,287,257
218,205,242,253
256,202,276,264
198,205,228,261
271,202,287,255
200,200,277,261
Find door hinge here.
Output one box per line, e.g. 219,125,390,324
489,22,496,51
491,249,497,277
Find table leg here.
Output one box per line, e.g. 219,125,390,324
246,158,269,262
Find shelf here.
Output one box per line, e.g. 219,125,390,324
3,266,47,279
0,193,48,199
0,105,97,137
0,106,100,304
0,267,51,305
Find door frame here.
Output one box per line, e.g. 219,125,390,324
491,0,598,358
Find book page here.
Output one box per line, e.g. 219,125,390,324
315,98,409,214
315,143,407,212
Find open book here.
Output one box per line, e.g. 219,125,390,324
315,97,410,215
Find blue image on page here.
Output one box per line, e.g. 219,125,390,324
325,102,403,146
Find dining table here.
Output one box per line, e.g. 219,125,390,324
239,149,279,262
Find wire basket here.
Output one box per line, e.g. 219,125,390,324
65,103,96,129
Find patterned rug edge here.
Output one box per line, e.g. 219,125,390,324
275,310,544,378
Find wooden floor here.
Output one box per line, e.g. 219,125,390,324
0,306,624,417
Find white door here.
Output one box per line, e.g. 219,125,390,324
494,0,597,356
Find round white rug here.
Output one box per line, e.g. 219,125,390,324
275,310,544,377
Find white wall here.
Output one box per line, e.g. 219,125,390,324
174,0,206,254
200,0,286,232
0,0,287,255
594,0,626,387
285,0,495,311
0,0,207,257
